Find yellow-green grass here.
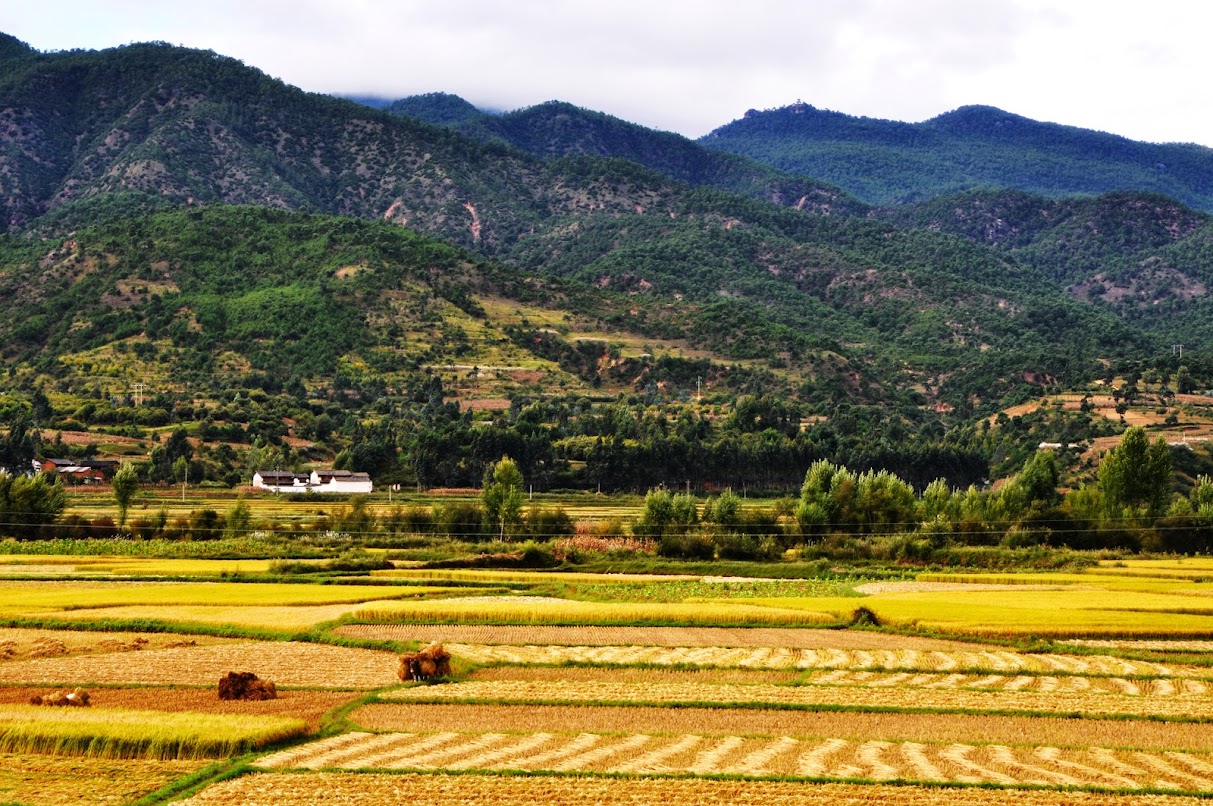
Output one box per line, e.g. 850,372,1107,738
731,591,1213,638
0,556,288,576
42,597,453,630
0,705,305,759
372,569,699,585
352,597,839,627
0,582,465,618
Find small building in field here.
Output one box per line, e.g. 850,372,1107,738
36,458,116,485
309,469,373,494
252,470,310,492
252,469,372,494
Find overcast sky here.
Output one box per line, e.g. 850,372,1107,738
3,1,1210,146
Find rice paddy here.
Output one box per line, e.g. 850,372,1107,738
0,705,305,759
0,553,1211,802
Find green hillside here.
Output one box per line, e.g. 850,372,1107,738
700,103,1213,210
385,97,864,215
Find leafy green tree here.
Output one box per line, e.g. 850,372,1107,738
112,462,140,529
482,455,524,539
0,472,65,538
1097,427,1173,517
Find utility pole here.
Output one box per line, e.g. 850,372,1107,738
182,463,187,503
132,382,145,406
696,377,702,403
1173,344,1184,359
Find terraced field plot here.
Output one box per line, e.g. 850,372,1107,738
0,641,399,687
352,702,1213,752
383,678,1213,720
334,623,986,649
256,730,1213,790
444,643,1206,676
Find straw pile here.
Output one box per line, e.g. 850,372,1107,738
398,643,452,681
218,672,277,701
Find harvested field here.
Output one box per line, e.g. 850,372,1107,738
351,598,838,627
382,679,1213,720
334,624,988,650
351,703,1213,752
0,628,234,660
177,771,1213,805
1064,639,1213,653
44,600,426,631
472,667,800,685
445,643,1204,677
0,641,398,688
800,669,1210,695
0,687,355,730
0,752,204,805
255,730,1213,789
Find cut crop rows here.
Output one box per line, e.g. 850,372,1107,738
256,730,1213,790
446,643,1202,677
383,679,1213,720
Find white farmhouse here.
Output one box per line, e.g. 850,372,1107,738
252,470,310,492
310,469,373,494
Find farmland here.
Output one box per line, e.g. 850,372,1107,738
0,551,1209,802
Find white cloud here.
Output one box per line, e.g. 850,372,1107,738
1,0,1210,145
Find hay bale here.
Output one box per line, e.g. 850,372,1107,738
398,642,452,681
31,687,90,707
217,671,278,700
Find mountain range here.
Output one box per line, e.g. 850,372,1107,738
1,32,1211,425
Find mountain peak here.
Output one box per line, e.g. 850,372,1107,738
0,33,36,63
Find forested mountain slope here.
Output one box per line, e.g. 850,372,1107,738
700,102,1213,210
0,35,1211,417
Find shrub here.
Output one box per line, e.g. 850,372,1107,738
526,506,574,540
657,532,715,560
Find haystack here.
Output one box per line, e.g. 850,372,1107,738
31,687,90,706
217,671,278,700
398,642,452,681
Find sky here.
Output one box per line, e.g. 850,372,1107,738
3,0,1211,146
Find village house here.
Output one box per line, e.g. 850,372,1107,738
252,469,373,494
35,458,118,485
309,469,373,494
